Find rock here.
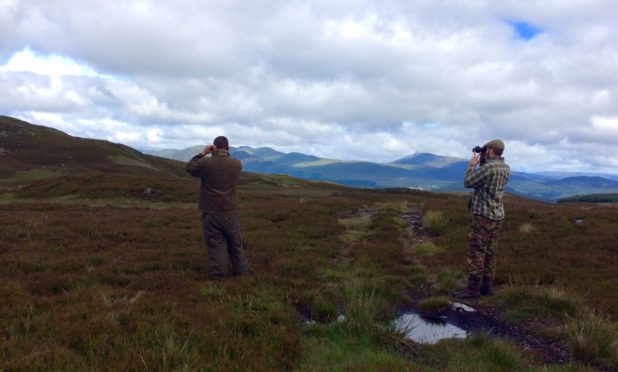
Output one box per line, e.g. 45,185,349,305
451,302,476,312
143,187,153,195
519,223,536,233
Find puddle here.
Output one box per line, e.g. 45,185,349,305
394,312,468,344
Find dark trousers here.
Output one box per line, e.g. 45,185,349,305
202,213,247,279
467,214,503,280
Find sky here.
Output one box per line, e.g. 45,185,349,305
1,0,617,173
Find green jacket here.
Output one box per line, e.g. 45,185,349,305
186,150,242,214
464,157,510,221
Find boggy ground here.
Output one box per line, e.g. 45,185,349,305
397,206,572,364
395,198,618,371
0,179,617,371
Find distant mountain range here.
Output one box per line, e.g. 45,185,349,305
145,146,618,201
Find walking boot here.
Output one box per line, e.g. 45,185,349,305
452,275,481,299
480,277,495,296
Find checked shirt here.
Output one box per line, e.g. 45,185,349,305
464,157,510,221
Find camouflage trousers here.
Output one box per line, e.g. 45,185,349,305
467,214,503,280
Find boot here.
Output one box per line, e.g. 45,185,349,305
480,277,494,296
452,275,481,299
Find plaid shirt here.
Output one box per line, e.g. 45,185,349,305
464,157,510,221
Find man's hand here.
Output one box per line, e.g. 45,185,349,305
469,153,480,167
202,145,216,155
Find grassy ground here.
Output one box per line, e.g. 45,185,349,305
0,177,616,370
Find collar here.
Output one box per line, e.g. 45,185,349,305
485,156,504,163
213,149,230,157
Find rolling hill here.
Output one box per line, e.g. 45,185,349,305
0,116,187,178
0,116,340,201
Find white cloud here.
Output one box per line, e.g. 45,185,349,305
0,47,99,77
1,0,618,173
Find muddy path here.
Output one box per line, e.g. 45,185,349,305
399,205,575,366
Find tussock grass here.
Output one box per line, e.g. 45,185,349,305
338,215,372,244
408,265,429,285
488,286,582,323
434,268,465,295
380,201,410,213
413,241,444,256
418,296,451,312
415,334,527,371
423,209,449,236
300,322,411,371
489,286,618,367
343,285,385,334
566,312,618,362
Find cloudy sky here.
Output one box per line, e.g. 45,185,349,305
1,0,617,173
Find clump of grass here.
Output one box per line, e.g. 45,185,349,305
414,334,525,371
343,285,386,334
418,296,451,312
413,241,444,256
338,215,372,244
381,201,409,213
423,210,449,236
408,265,428,284
148,327,199,371
338,215,372,229
566,311,617,362
301,322,411,370
488,286,582,323
434,269,465,294
312,300,340,323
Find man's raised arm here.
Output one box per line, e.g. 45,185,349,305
186,145,215,177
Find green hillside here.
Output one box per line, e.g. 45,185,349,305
1,117,616,370
558,193,618,203
0,116,185,176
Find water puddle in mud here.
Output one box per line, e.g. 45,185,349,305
394,312,468,344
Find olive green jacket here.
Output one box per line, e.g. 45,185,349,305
186,150,242,214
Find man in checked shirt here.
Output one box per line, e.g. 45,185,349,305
453,139,510,299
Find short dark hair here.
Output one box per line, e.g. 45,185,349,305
213,136,229,150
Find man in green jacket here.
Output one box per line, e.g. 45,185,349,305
186,136,247,280
454,139,510,299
